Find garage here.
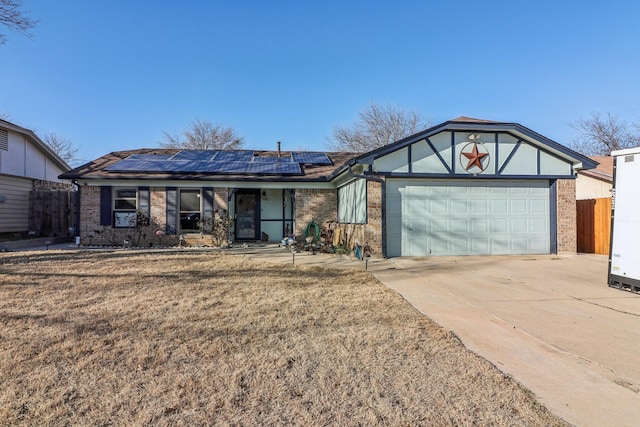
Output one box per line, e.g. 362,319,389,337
341,117,598,257
386,178,550,256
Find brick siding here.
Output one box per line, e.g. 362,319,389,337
78,185,179,247
214,188,229,212
294,188,337,237
556,179,577,253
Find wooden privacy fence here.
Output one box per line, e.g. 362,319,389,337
576,197,611,255
29,191,77,236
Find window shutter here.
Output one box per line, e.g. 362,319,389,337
99,186,112,226
138,187,150,224
165,187,177,235
203,187,214,217
0,129,8,151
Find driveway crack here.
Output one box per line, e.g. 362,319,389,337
568,295,640,317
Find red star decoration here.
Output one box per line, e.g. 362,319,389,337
462,143,488,170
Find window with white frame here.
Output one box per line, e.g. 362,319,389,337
180,189,201,232
337,179,367,224
113,188,138,227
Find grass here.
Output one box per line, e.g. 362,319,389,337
0,250,568,426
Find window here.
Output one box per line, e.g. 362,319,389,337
180,189,201,232
113,188,137,227
337,179,367,224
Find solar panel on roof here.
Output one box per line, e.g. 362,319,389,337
291,152,332,165
170,150,216,161
251,156,293,163
125,153,174,161
105,158,171,171
212,151,253,162
246,162,302,175
203,161,249,173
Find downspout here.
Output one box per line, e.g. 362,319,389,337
347,160,388,258
72,180,81,238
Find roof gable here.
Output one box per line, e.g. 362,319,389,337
0,118,71,171
348,119,597,178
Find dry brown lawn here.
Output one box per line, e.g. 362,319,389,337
0,250,567,426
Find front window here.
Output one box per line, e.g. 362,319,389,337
180,189,201,232
113,188,137,227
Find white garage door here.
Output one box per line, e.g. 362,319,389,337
386,179,550,257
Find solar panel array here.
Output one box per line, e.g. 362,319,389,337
104,150,329,175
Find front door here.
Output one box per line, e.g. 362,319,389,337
235,190,260,240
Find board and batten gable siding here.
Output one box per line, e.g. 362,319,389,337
337,179,367,223
0,174,32,232
372,131,574,176
0,129,67,182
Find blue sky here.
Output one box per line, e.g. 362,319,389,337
1,1,639,164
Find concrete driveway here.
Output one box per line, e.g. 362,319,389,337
375,254,640,427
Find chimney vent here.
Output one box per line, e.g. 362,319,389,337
277,141,281,158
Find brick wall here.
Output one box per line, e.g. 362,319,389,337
78,185,100,239
214,188,229,211
556,178,577,253
150,187,166,226
334,180,383,255
78,185,179,247
294,188,337,237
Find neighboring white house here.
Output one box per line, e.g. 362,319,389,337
576,156,613,200
0,119,71,233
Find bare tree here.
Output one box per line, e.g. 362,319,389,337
570,112,640,156
327,103,427,152
160,119,245,150
0,0,38,45
44,133,78,166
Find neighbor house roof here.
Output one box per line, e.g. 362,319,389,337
60,148,358,182
0,118,71,171
449,116,500,124
578,156,613,183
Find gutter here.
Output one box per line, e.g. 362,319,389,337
347,160,388,258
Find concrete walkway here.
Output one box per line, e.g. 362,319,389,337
9,243,640,426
